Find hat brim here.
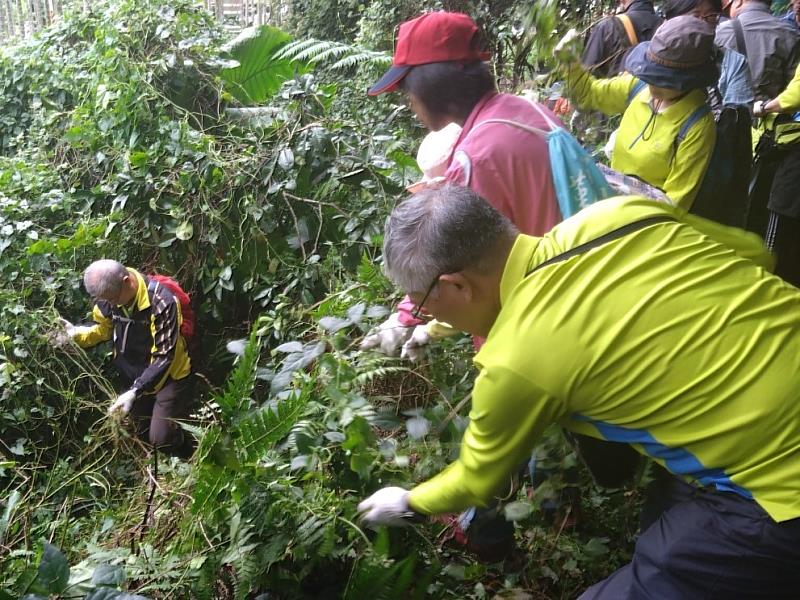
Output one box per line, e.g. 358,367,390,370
368,65,412,96
624,42,719,93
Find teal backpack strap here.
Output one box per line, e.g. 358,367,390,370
671,103,712,165
676,104,712,144
626,79,647,106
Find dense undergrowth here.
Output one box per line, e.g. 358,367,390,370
1,1,643,598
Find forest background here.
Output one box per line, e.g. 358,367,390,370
1,1,790,598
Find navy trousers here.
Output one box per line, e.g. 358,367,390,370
580,482,800,599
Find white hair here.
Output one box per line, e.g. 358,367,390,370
83,259,128,298
383,185,518,293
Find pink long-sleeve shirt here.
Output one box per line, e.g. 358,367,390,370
398,92,563,328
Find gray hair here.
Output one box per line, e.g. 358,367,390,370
83,259,128,299
383,185,518,292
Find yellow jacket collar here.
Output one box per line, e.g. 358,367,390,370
499,235,541,307
127,268,151,311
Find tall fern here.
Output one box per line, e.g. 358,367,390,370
214,323,263,420
235,393,309,463
276,39,391,70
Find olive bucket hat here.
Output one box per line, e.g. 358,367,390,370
624,15,719,92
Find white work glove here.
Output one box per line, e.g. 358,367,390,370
49,318,73,347
108,389,137,415
400,324,431,362
752,100,767,117
554,28,581,63
357,486,414,527
359,312,414,356
57,317,94,339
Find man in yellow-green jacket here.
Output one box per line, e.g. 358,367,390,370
359,185,800,598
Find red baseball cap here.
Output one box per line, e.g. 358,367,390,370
368,12,491,96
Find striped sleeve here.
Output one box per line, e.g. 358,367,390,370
132,289,179,394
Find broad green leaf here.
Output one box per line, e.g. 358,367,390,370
504,501,533,521
318,316,351,332
175,221,193,241
90,563,125,586
583,537,609,557
0,490,21,539
274,341,303,353
34,542,69,594
220,26,305,105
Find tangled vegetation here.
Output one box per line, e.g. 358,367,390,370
1,1,646,598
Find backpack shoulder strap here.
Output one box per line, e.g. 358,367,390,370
616,14,638,47
626,79,647,107
146,278,164,306
677,104,713,145
526,216,675,277
732,19,747,59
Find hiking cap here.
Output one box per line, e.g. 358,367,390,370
368,12,491,96
624,15,719,92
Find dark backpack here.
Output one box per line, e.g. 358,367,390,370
626,79,752,227
149,274,196,341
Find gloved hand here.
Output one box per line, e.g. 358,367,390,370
553,97,574,116
357,486,414,527
49,318,73,347
752,100,767,117
359,312,414,356
57,317,94,339
400,324,431,362
554,28,581,63
108,389,137,415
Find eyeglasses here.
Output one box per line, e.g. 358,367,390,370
698,12,721,24
411,274,441,320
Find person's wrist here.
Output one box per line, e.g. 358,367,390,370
401,492,424,522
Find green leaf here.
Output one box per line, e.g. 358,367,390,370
0,490,21,539
220,26,305,105
236,393,309,462
175,221,193,241
128,151,149,169
342,416,375,452
91,563,125,586
504,501,533,522
318,316,351,332
34,542,69,594
583,537,609,557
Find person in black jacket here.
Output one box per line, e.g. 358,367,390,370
59,259,195,458
582,0,662,77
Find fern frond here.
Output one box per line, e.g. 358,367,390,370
274,38,323,59
330,52,391,70
213,326,262,420
353,364,407,388
235,392,309,462
276,38,391,70
286,418,324,452
191,464,228,516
